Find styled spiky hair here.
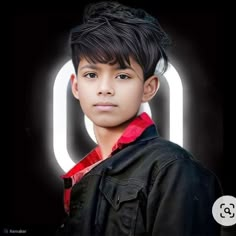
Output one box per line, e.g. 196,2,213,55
70,1,170,80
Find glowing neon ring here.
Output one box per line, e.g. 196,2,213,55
53,60,183,172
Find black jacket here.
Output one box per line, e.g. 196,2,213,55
56,125,222,236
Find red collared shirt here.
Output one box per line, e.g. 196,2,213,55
62,112,154,213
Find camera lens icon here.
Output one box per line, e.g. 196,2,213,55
212,195,236,226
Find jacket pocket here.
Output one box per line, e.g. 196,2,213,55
96,176,143,236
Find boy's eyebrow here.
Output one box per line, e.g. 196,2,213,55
79,63,142,80
79,64,98,70
116,65,134,71
80,64,135,72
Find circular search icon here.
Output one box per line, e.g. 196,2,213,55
212,195,236,226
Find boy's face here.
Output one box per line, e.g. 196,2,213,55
71,57,158,129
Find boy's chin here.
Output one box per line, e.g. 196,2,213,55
92,116,136,129
94,120,126,129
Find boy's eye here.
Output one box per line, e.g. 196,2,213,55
84,73,97,79
116,74,130,80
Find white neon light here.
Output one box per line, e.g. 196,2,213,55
53,61,75,172
53,60,183,172
156,60,183,147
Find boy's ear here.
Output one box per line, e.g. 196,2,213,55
70,74,80,100
142,75,159,102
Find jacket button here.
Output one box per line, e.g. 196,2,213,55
116,196,120,204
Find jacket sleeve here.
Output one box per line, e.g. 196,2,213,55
146,159,223,236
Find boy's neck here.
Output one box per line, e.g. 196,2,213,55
94,122,130,159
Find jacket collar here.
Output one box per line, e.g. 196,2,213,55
62,112,157,179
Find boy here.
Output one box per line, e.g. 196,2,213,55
56,1,222,235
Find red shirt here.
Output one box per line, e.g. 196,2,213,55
62,112,154,213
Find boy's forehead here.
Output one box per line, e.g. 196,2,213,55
78,57,143,73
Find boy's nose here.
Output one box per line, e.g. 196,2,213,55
97,79,115,96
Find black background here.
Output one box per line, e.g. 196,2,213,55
7,1,231,235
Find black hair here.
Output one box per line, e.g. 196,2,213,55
70,1,171,80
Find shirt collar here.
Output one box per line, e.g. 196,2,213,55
62,112,155,178
111,112,154,151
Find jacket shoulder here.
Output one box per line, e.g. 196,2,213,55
142,137,195,165
142,137,221,185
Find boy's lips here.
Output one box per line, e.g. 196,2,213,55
94,102,118,111
94,102,117,106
